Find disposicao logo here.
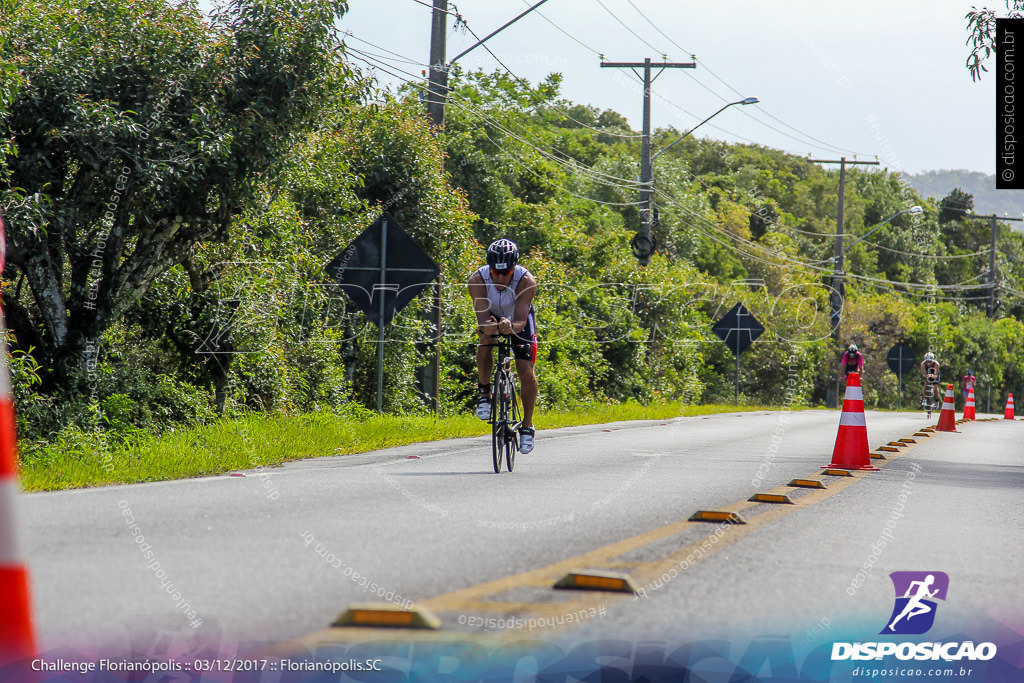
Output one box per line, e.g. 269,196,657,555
831,571,998,662
880,571,948,635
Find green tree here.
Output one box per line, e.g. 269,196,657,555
965,2,1024,80
0,0,348,387
939,187,974,225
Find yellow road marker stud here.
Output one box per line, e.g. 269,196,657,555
913,432,930,437
822,468,854,477
748,493,794,504
870,452,887,460
899,438,916,444
332,603,442,630
554,569,638,593
886,441,906,447
788,478,826,489
920,427,935,433
878,445,900,452
688,510,746,524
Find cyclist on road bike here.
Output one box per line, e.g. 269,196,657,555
920,352,941,407
468,238,538,454
961,369,976,402
840,343,864,384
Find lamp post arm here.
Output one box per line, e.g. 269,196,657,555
447,0,551,66
651,101,735,163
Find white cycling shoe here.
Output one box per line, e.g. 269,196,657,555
476,395,491,420
519,427,535,454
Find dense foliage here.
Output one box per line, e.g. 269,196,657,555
3,0,1024,453
1,0,348,386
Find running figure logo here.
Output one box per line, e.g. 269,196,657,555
880,571,949,635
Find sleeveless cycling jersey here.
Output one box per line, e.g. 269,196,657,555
844,352,861,373
477,264,531,320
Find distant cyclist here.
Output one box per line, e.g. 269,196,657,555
961,369,976,401
839,343,864,383
920,352,941,407
468,239,538,454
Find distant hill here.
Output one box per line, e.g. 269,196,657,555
904,169,1024,217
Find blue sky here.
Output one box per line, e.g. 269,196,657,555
336,1,996,176
197,1,998,176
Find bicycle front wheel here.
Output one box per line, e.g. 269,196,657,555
491,417,503,474
491,377,508,473
505,381,520,472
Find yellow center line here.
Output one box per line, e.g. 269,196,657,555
288,431,926,648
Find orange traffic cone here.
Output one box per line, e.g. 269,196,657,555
0,217,35,664
963,386,976,420
935,384,958,432
1005,393,1015,420
824,372,878,471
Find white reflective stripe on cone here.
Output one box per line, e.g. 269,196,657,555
0,479,23,565
843,386,864,401
839,412,867,427
942,400,955,409
0,340,11,399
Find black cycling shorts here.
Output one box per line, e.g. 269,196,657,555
482,312,537,363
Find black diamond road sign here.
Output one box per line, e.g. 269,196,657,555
712,303,765,356
325,212,440,327
886,342,917,375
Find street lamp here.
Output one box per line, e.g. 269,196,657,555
651,97,760,163
633,97,760,263
829,205,924,405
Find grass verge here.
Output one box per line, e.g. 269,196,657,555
19,402,764,492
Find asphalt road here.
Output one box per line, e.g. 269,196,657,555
19,409,1024,674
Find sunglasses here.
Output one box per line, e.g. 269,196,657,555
490,267,513,276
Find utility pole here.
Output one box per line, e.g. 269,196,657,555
422,1,551,409
602,58,695,265
426,0,447,128
960,213,1024,317
425,0,551,129
809,156,879,407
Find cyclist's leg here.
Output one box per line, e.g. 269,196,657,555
476,329,496,418
515,357,537,428
510,314,538,430
510,320,538,453
476,331,494,386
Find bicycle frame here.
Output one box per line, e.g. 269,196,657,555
923,377,941,415
488,335,521,473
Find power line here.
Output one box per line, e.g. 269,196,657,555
346,47,1024,298
343,33,429,67
594,0,663,55
344,49,645,197
519,0,602,56
408,0,458,16
607,1,869,157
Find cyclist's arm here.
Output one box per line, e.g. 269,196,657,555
468,271,498,334
509,272,537,334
